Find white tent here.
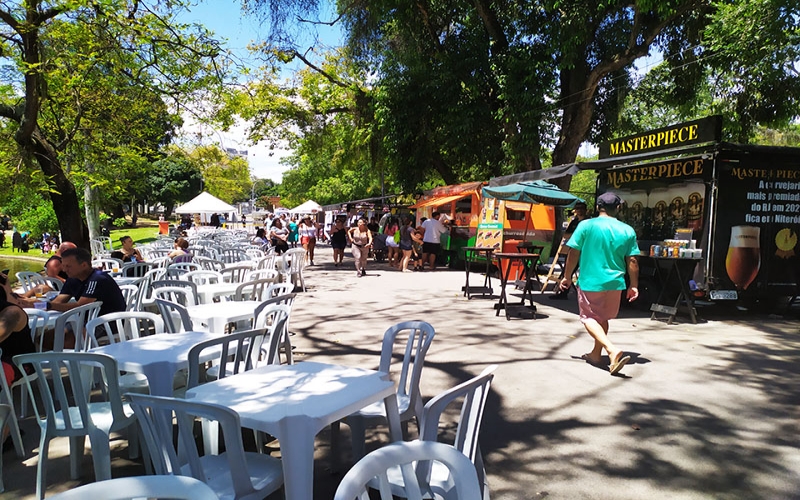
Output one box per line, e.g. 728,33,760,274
175,192,236,214
289,200,323,214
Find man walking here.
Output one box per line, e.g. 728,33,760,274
560,192,639,375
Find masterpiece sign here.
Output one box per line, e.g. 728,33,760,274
599,116,722,159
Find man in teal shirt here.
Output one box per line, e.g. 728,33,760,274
560,192,640,375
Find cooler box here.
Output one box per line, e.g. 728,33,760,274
502,239,525,280
158,221,170,235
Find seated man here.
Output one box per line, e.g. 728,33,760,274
21,241,77,299
45,247,127,349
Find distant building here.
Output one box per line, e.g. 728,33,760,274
225,148,248,158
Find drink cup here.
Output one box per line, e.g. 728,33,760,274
725,225,761,290
33,300,47,310
112,267,119,273
35,292,44,299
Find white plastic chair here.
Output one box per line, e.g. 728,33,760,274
245,268,278,282
0,351,25,457
184,270,223,285
0,404,12,492
194,256,225,272
152,284,198,307
120,261,152,278
334,321,436,460
186,327,272,390
233,278,276,302
221,264,254,284
27,308,49,352
386,365,498,500
84,311,165,349
15,271,46,292
128,393,284,500
41,276,64,291
52,302,103,352
166,262,201,279
47,475,219,500
220,248,250,264
154,298,195,333
118,284,139,311
14,352,138,500
333,441,481,500
265,282,295,299
245,247,265,260
253,294,297,365
279,247,307,292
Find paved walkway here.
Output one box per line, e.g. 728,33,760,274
2,245,798,499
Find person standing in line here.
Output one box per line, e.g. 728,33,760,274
329,217,348,267
559,192,639,375
420,212,450,271
348,217,372,277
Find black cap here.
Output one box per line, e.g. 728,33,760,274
596,192,623,208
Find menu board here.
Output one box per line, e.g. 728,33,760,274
476,223,503,249
713,162,800,294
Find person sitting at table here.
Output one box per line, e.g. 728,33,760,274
269,219,290,255
168,237,193,263
21,241,76,299
119,235,144,263
252,228,268,246
0,285,36,385
45,247,127,350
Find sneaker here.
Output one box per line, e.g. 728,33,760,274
360,269,367,277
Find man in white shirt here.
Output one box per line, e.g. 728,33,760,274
420,212,451,270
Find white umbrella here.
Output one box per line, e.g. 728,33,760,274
289,200,323,214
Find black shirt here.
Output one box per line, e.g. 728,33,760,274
60,269,126,317
0,301,36,380
45,255,68,280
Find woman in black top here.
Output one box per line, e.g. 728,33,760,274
329,218,348,267
0,284,36,383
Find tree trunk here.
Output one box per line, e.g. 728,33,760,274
84,161,100,241
131,197,139,227
549,67,598,192
29,129,90,249
164,203,175,219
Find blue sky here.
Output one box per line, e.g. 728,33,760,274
177,1,342,182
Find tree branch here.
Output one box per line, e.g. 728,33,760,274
0,7,19,31
292,50,358,91
472,0,509,53
0,102,23,122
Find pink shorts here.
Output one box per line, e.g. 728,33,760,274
577,287,622,324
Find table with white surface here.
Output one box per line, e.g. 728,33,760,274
185,300,261,332
185,361,401,500
90,331,222,396
194,282,240,304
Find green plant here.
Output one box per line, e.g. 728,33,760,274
113,217,128,228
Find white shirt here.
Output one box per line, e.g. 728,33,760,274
421,217,448,244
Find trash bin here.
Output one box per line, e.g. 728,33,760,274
158,221,170,235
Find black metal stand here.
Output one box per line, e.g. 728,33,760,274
648,257,702,324
493,253,540,320
461,247,495,299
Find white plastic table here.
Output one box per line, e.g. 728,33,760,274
194,282,240,304
185,361,401,500
185,300,261,332
90,331,222,396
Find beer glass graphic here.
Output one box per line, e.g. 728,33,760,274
725,225,761,290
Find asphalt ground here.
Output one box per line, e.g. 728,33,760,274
2,245,799,499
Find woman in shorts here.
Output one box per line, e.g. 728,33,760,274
298,217,318,265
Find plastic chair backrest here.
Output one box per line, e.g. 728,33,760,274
14,352,133,437
153,298,194,333
151,282,198,306
194,256,225,272
85,311,165,350
121,262,152,278
333,441,481,500
253,294,296,328
248,305,290,365
280,248,306,291
234,278,275,301
133,268,167,310
379,321,436,421
183,270,223,285
266,282,294,299
186,327,269,389
15,271,45,292
245,247,265,260
46,475,219,500
166,262,201,279
26,308,50,348
256,253,277,270
52,302,103,352
221,264,254,284
42,276,64,291
419,365,497,468
220,248,249,264
128,394,278,500
245,269,278,282
118,284,139,311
